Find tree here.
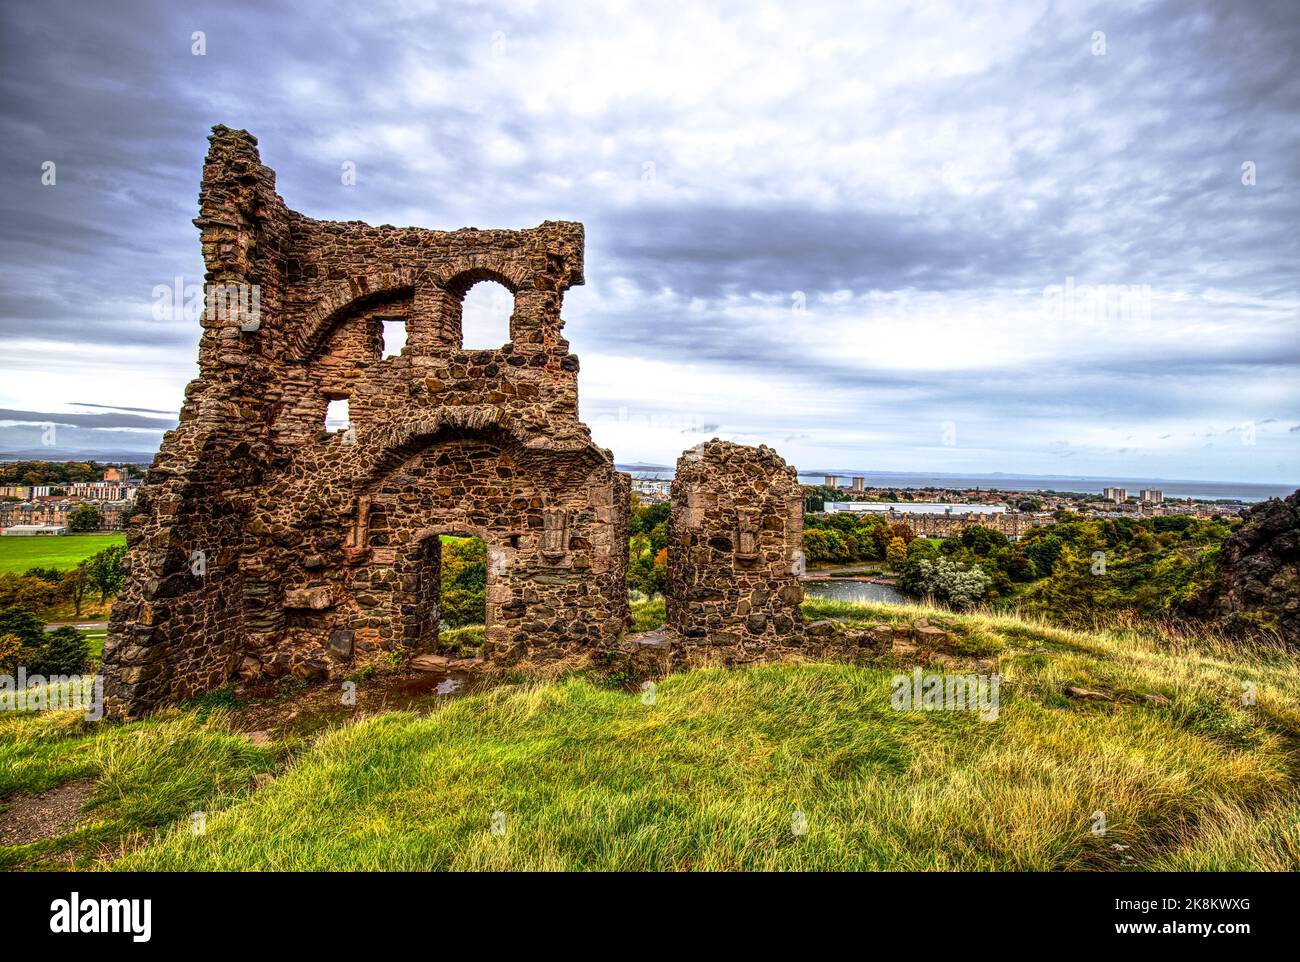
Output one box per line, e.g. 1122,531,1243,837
630,500,670,536
870,521,913,555
29,626,89,676
1024,533,1064,576
439,537,486,627
59,566,92,617
885,537,908,569
66,503,102,532
802,529,831,564
907,538,940,562
0,573,59,612
822,529,848,563
84,544,127,603
0,632,33,675
958,526,1009,555
0,607,45,654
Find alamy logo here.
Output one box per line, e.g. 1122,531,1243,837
1,671,103,721
151,277,262,330
49,892,151,942
890,667,1002,721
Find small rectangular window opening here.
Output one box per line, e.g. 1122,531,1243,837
381,319,408,358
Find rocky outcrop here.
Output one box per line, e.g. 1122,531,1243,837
1184,488,1300,644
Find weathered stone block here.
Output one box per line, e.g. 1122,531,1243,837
284,587,334,610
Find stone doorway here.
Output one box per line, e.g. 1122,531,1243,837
401,529,492,655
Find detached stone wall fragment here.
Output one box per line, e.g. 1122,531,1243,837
103,125,630,718
666,440,806,646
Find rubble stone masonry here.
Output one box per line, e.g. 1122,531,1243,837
103,126,630,717
666,441,806,646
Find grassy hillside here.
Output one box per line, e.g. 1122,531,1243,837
3,599,1299,871
0,532,125,575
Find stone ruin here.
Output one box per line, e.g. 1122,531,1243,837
103,127,813,718
666,441,806,644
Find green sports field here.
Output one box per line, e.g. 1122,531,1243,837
0,533,126,575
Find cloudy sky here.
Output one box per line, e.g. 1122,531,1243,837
1,0,1297,485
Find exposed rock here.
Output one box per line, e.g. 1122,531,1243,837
913,625,948,646
1182,488,1300,646
327,629,355,659
284,587,334,611
1064,685,1113,702
410,653,452,671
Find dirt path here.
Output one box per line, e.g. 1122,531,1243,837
0,780,96,847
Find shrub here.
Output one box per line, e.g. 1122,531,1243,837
899,557,992,610
0,607,45,650
28,626,90,676
21,567,63,585
0,632,33,675
0,573,59,612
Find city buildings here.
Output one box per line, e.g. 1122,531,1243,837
0,466,141,532
820,501,1046,540
630,477,672,502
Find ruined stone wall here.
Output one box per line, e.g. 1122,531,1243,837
666,440,805,644
104,125,628,717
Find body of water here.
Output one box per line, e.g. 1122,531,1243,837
803,579,909,605
620,465,1294,503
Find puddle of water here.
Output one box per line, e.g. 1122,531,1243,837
383,672,468,706
803,579,909,604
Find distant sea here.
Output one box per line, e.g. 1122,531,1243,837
617,465,1296,504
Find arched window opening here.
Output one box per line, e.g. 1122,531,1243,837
324,397,350,433
460,280,513,349
380,318,408,358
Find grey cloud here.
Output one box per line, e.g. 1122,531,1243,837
0,0,1296,482
0,408,178,430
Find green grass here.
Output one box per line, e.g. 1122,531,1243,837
82,629,107,659
5,599,1300,871
0,710,281,869
0,532,125,575
630,596,665,631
